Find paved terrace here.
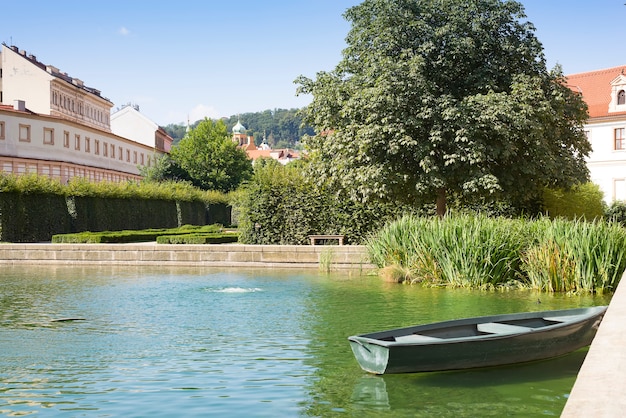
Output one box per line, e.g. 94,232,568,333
561,269,626,416
0,243,374,270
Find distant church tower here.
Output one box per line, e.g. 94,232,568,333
232,119,257,150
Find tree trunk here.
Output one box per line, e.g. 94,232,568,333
436,188,447,218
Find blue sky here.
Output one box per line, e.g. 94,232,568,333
2,1,625,126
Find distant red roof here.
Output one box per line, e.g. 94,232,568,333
567,66,626,119
246,149,272,160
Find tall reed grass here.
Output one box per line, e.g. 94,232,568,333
367,214,626,293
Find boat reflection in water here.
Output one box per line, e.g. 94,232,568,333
349,347,591,416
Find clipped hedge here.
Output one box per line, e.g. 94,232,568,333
66,197,179,232
0,173,231,242
156,233,239,244
0,192,71,242
52,224,224,244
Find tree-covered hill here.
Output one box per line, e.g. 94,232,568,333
163,108,313,148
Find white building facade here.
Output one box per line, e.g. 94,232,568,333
0,103,154,183
111,104,172,153
568,66,626,203
0,43,170,183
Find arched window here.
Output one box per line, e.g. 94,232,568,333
618,90,625,105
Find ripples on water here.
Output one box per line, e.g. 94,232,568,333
0,265,611,417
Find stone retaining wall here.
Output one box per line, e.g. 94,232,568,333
0,243,374,270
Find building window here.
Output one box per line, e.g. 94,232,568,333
43,127,54,145
126,149,130,162
19,124,31,142
85,137,90,153
119,146,123,160
75,134,81,150
0,121,5,140
619,90,626,106
95,139,100,155
133,151,138,164
140,153,144,165
616,128,625,150
64,131,70,148
110,144,115,158
103,141,108,157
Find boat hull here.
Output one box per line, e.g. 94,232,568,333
348,306,607,374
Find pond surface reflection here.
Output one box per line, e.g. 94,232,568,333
0,265,610,417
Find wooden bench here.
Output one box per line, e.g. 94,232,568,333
309,234,345,246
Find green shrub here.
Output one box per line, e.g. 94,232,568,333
605,200,626,226
235,161,413,245
542,182,605,220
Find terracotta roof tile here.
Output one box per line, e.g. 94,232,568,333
567,65,626,118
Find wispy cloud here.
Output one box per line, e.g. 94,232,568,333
163,104,222,125
118,27,130,36
189,104,221,121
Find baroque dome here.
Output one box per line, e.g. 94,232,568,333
232,121,246,134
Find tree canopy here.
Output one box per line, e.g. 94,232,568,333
296,0,590,216
169,119,253,192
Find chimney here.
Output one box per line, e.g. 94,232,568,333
14,100,26,111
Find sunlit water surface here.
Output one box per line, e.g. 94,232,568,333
0,265,610,417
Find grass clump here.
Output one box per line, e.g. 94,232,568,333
522,218,626,293
367,214,626,293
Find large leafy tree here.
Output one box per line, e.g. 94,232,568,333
170,119,253,192
296,0,590,216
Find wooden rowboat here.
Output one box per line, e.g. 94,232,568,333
348,306,607,374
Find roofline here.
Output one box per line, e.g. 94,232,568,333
567,65,626,78
1,43,113,105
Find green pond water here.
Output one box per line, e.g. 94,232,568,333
0,265,611,417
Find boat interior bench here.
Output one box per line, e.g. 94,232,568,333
394,334,442,343
477,322,531,334
543,315,580,323
393,322,532,343
388,314,575,343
